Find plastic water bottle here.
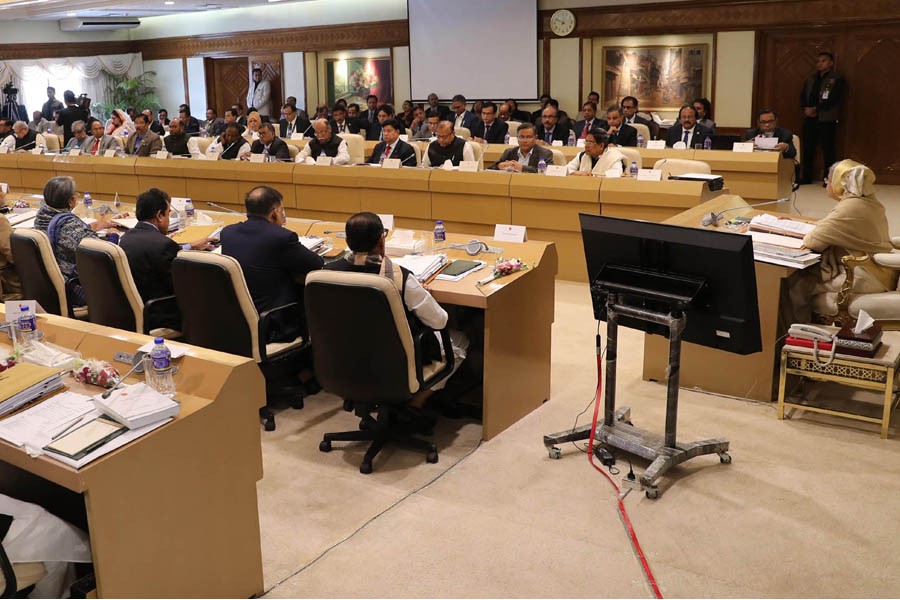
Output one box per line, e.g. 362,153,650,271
82,192,94,218
433,220,446,244
537,158,547,174
637,134,645,148
629,161,639,177
37,143,45,154
16,306,37,346
703,137,712,150
149,337,176,396
262,147,269,162
184,198,195,226
567,130,576,146
504,133,510,145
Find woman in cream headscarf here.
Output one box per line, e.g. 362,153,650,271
105,108,133,138
243,111,261,144
789,159,892,322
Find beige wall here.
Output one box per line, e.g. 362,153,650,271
714,31,755,128
550,37,581,121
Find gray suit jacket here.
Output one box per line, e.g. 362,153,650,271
489,145,554,173
84,134,121,155
126,130,163,156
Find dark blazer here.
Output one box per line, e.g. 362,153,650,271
220,216,324,342
452,111,481,132
510,109,531,123
164,133,191,157
360,108,379,128
470,119,509,143
250,136,291,160
489,145,554,173
125,130,163,156
367,139,417,166
608,123,638,147
149,120,165,135
329,119,360,135
183,116,201,135
365,121,407,142
743,126,797,160
573,118,601,139
665,124,714,148
537,124,571,145
119,221,182,330
279,116,311,138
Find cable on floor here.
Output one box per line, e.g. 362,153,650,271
568,321,604,454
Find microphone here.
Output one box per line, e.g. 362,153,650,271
207,202,243,215
400,152,417,165
101,352,146,399
16,140,36,151
701,198,792,227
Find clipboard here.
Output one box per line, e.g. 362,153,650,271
43,417,127,460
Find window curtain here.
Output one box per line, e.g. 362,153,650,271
0,53,143,118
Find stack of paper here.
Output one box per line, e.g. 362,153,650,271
393,254,448,282
299,236,325,253
0,391,94,452
112,217,139,229
7,210,36,227
749,231,820,268
749,213,815,239
0,363,64,417
94,382,180,429
386,230,426,256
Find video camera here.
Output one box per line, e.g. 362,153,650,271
76,93,91,111
2,82,18,103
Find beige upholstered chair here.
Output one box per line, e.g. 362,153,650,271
550,148,566,167
75,238,180,338
113,136,125,150
42,133,60,153
287,144,300,160
188,137,214,156
832,240,900,328
410,141,422,166
506,121,521,138
337,132,365,164
631,122,652,144
617,147,642,169
653,158,711,179
455,126,471,140
9,229,87,319
467,141,484,170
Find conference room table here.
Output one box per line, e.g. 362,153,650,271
0,309,266,598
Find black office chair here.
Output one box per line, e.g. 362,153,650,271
75,238,180,338
305,270,454,474
9,229,87,319
171,251,309,431
0,515,43,599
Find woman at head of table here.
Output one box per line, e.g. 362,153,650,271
0,188,22,300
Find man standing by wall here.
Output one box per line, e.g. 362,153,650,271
800,51,845,185
247,67,272,119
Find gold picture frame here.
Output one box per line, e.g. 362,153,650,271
602,44,708,111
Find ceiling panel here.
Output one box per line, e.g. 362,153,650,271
0,0,312,21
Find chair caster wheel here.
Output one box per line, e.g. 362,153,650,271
548,446,562,459
264,420,275,432
360,462,373,474
289,397,304,410
319,440,332,452
719,452,732,464
343,399,354,412
426,451,439,464
645,486,660,500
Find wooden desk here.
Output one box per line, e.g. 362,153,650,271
600,177,725,222
293,163,360,221
354,165,432,231
695,149,793,203
0,154,23,190
91,156,138,204
429,170,512,238
16,154,57,195
134,156,189,199
54,155,99,197
0,312,265,597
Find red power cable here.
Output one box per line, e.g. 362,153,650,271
587,338,663,599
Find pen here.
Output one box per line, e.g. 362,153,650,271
51,416,86,441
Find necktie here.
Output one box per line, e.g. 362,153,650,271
581,121,591,139
545,131,552,144
133,135,142,154
682,129,690,144
92,138,100,155
383,144,392,158
379,130,384,141
484,124,491,139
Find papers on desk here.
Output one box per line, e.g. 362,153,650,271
7,210,36,227
0,363,65,418
137,340,188,358
299,236,325,253
393,254,448,282
385,230,426,256
749,213,815,239
45,411,171,469
749,232,820,268
112,217,138,229
754,136,780,150
94,382,180,429
0,391,94,452
11,217,35,229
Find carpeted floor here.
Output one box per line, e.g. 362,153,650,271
258,183,900,599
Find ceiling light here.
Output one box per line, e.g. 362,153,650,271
67,12,76,16
164,1,174,4
268,0,285,3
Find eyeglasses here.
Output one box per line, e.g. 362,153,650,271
758,119,776,125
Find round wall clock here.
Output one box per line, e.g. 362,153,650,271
550,9,576,37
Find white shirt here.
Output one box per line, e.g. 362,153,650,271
421,140,476,168
204,137,250,160
403,273,448,330
566,147,627,175
295,137,351,165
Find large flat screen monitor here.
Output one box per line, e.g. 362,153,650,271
580,214,762,355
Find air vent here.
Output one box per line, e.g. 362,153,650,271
59,17,140,31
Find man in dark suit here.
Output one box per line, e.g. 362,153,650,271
250,122,291,161
55,90,89,146
329,104,360,135
426,93,451,120
279,103,310,138
365,104,405,142
224,108,246,136
621,96,653,129
119,188,212,330
800,51,845,184
221,186,324,343
179,105,201,135
367,118,417,166
145,109,165,135
449,94,480,132
743,107,797,160
505,99,531,124
536,105,572,146
361,94,379,128
125,114,163,156
164,119,191,156
489,123,554,173
470,101,508,144
604,106,638,147
665,105,713,148
531,94,551,124
573,101,600,140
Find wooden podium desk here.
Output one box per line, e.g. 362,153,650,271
599,177,726,222
53,155,100,198
134,156,190,199
695,149,794,203
91,156,139,204
354,165,432,231
293,162,361,222
429,169,512,238
641,195,811,402
0,311,265,598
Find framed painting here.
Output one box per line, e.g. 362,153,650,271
602,44,708,111
325,57,393,107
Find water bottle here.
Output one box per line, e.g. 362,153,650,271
82,192,94,219
184,198,195,226
567,131,576,147
149,337,176,396
703,137,712,150
537,158,547,174
637,134,645,148
16,306,37,346
37,143,45,154
262,147,269,163
433,220,446,244
504,133,510,145
629,161,639,177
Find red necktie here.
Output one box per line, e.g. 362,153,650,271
581,120,591,139
383,145,392,158
92,138,100,155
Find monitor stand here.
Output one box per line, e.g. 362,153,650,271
543,292,732,499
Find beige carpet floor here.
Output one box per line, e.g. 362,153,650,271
257,183,900,599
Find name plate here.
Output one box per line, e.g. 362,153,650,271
103,149,117,158
637,168,663,181
154,150,168,159
604,168,622,178
31,147,43,155
576,138,586,148
377,214,394,231
545,164,567,177
0,146,7,155
551,140,563,147
459,160,478,172
290,132,305,140
507,137,517,146
381,158,401,169
249,153,265,163
0,183,7,193
732,142,755,153
646,140,666,149
170,197,189,212
68,148,81,156
494,224,527,244
316,155,333,166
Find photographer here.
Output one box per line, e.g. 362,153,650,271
55,90,89,145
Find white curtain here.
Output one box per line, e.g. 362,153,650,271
0,53,143,117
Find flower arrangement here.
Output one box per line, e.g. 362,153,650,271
477,258,530,286
72,359,120,389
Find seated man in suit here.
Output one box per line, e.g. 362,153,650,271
296,119,350,165
326,211,467,410
621,96,653,128
119,188,211,330
204,108,225,137
489,123,553,173
83,119,121,155
665,104,714,148
250,122,290,161
412,112,440,141
365,104,405,142
422,121,475,167
207,123,251,160
743,107,797,159
0,121,43,153
470,101,508,144
506,98,531,124
497,103,511,123
163,118,191,157
408,105,429,139
604,105,638,147
573,101,599,140
536,105,571,146
329,104,359,136
221,186,324,343
223,108,246,136
566,129,627,176
450,94,480,132
531,94,551,124
63,120,88,151
178,105,201,135
125,114,163,156
426,92,451,120
368,118,416,166
145,109,165,135
279,102,310,138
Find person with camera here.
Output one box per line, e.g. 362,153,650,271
55,90,89,146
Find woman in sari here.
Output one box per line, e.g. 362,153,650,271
242,110,262,144
105,108,132,137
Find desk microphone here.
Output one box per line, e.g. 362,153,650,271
400,153,418,165
701,197,792,227
16,140,37,151
207,202,243,215
101,352,146,399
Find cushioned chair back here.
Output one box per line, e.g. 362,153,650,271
411,142,422,166
337,133,365,164
617,147,642,169
632,123,651,143
113,136,125,150
75,238,143,332
195,137,213,154
467,141,484,170
172,251,259,360
287,144,300,160
305,271,419,402
9,229,67,316
653,158,711,179
42,133,60,153
506,121,521,138
455,126,471,140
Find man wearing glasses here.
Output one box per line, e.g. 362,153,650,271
743,108,796,159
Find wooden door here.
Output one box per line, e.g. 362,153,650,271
205,57,250,115
249,54,283,120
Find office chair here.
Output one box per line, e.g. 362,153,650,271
337,133,365,164
75,238,180,338
0,515,44,599
305,270,454,474
171,251,309,431
9,229,87,319
653,158,711,179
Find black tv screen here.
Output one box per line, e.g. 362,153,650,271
580,214,762,355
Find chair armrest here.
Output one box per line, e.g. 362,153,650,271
871,252,900,269
142,295,178,334
413,327,454,389
891,236,900,250
257,302,300,361
837,253,900,325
